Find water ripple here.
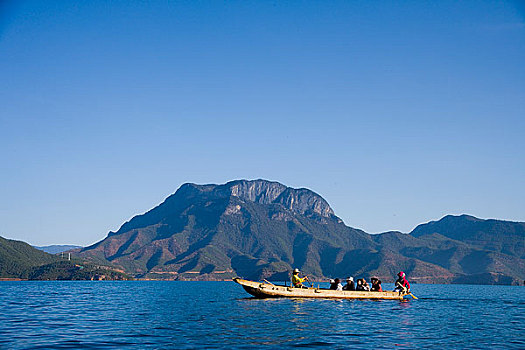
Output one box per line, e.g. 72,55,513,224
0,282,523,349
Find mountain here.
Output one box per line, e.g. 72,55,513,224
411,214,525,257
403,215,525,284
75,179,524,284
34,245,83,254
0,236,57,278
76,179,375,280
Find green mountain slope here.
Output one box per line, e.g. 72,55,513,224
0,236,58,278
411,214,525,257
0,236,131,280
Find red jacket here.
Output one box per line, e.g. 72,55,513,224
371,284,382,292
397,277,410,290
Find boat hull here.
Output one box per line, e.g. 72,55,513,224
233,278,406,300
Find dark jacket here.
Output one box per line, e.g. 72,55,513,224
343,281,355,291
371,283,382,292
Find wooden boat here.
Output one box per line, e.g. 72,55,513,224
233,278,408,300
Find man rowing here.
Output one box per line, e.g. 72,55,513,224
291,268,309,288
393,271,410,293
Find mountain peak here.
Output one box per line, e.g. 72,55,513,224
177,179,337,220
111,179,339,237
441,214,483,222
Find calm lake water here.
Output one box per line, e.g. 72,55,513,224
0,281,523,349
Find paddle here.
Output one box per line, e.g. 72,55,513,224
305,276,314,288
395,281,404,291
396,282,417,299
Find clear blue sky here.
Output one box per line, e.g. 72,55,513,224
1,1,524,246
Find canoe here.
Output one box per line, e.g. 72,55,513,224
233,278,407,300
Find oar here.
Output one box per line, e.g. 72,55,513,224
305,276,314,288
401,285,418,299
396,282,417,299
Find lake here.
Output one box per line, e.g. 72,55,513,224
0,281,523,349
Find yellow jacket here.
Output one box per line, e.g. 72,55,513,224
292,274,305,287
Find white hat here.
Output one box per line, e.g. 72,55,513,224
293,268,300,273
347,277,353,281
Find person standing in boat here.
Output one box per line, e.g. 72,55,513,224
393,271,410,292
343,277,355,291
291,268,308,288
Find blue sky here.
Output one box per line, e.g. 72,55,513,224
1,1,524,246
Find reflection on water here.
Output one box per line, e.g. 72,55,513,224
0,281,523,349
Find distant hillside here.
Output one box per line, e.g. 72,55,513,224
404,215,525,284
411,214,525,257
74,179,525,284
27,261,132,281
0,236,130,280
372,217,525,284
34,245,82,254
33,245,82,254
0,236,58,278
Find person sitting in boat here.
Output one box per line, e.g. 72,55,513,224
355,278,364,291
393,271,410,292
329,279,337,290
329,278,343,290
343,277,355,291
292,268,308,288
334,278,343,291
370,277,382,292
361,279,371,291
